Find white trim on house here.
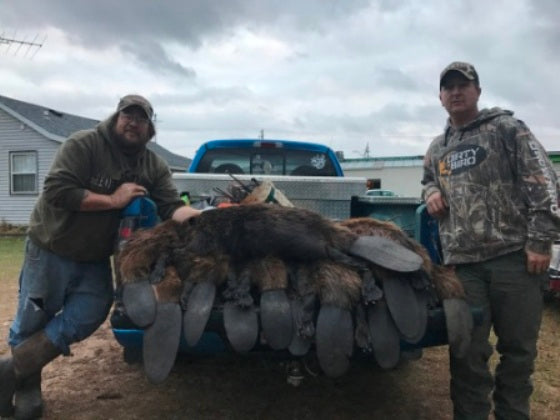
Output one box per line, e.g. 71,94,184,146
9,150,39,195
0,101,65,143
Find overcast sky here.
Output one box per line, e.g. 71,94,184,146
1,0,558,159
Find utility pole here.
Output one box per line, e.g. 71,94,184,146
364,142,370,158
0,33,46,58
259,129,264,140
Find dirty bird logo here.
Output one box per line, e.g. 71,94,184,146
439,144,487,176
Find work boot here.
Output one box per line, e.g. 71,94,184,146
14,371,43,420
0,331,60,419
12,330,60,379
0,356,16,417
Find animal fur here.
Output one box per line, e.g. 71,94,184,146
119,220,180,282
222,264,254,308
292,264,320,297
117,187,474,379
430,265,465,300
339,218,464,299
119,206,460,302
174,253,230,286
249,256,289,291
173,204,356,261
153,266,182,304
119,207,463,303
308,261,362,309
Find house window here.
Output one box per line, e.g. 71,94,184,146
10,151,38,194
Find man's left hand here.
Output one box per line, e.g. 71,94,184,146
172,206,201,223
525,249,551,275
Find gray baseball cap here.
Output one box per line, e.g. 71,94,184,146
440,62,479,88
116,94,154,120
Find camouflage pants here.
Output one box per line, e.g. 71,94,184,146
450,250,545,420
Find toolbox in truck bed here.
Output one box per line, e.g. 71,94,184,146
172,173,366,220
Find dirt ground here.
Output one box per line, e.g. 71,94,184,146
1,238,559,419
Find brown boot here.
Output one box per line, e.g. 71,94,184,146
14,372,43,420
12,330,60,378
1,331,60,419
0,356,16,417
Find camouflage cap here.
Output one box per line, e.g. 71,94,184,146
439,62,479,88
116,94,154,120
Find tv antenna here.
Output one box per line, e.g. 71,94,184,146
0,32,46,59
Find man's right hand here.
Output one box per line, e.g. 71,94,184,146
110,183,148,209
426,191,449,219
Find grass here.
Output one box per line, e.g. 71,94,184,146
0,237,25,356
0,236,25,284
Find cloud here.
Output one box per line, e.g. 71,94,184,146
121,41,196,79
1,0,559,158
1,0,370,77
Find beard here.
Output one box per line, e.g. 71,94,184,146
112,127,149,155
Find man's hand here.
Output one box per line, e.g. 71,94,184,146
426,191,449,219
525,249,551,275
172,205,201,223
110,183,148,209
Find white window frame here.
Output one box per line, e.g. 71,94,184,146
10,151,38,195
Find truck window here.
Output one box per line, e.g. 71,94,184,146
196,148,337,176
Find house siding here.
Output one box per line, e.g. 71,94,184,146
342,166,424,197
0,108,60,225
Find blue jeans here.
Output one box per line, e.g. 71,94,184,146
9,238,113,355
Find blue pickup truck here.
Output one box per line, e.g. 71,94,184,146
111,139,481,388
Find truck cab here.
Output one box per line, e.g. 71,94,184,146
188,139,344,177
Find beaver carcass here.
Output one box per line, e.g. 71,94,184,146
117,204,471,383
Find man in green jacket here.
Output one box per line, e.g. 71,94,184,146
0,94,199,419
422,62,560,419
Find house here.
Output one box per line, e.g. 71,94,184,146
0,94,191,225
341,151,560,198
340,155,425,197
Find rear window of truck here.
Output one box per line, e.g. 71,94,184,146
195,148,338,176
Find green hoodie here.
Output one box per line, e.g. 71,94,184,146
422,107,560,265
28,113,184,262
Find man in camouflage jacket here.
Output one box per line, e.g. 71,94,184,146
422,61,560,420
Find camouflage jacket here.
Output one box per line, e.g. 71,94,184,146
422,107,560,265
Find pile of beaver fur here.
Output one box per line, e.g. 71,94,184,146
117,199,472,384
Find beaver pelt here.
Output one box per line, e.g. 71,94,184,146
338,217,465,300
117,203,470,381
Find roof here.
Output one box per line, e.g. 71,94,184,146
0,94,99,140
146,141,192,170
0,94,190,171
